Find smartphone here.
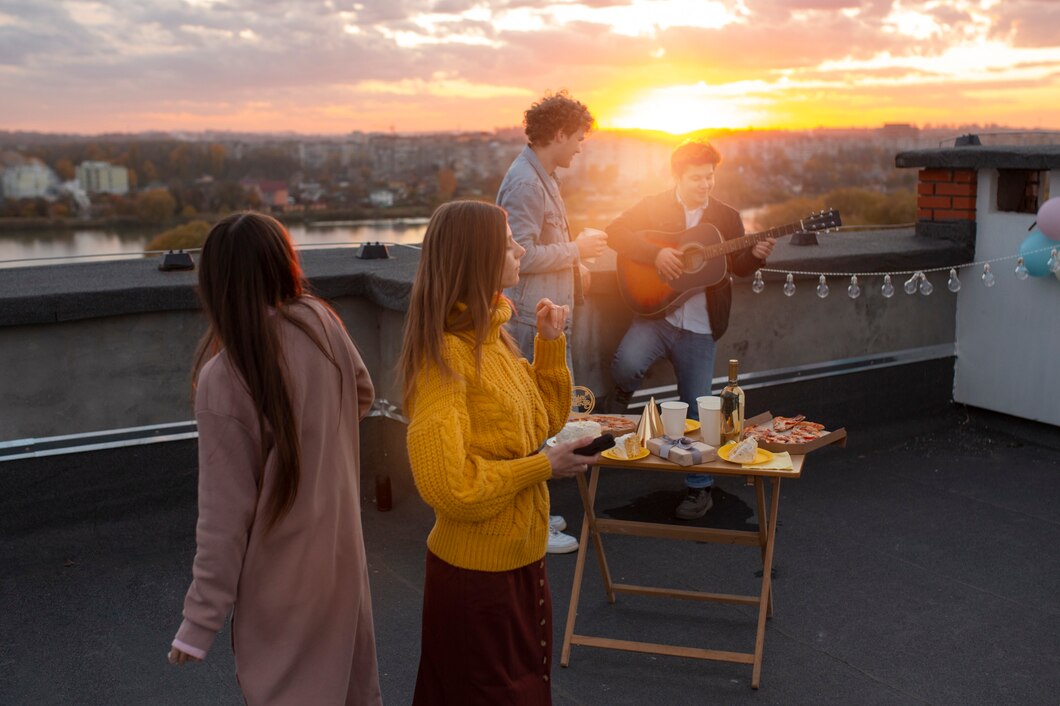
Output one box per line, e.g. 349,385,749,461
572,433,615,456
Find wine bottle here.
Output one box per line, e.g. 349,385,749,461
720,359,745,444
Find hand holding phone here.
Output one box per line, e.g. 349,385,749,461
573,433,615,456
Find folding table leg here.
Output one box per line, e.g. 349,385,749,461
578,465,615,603
754,478,775,618
561,467,603,666
751,478,782,689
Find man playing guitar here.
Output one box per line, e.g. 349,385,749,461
605,139,775,520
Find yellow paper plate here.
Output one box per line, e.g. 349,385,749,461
602,447,650,461
684,419,701,432
718,442,775,466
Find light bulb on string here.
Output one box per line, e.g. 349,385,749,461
816,275,829,298
847,275,861,299
918,272,933,295
904,273,918,295
882,274,895,298
1014,257,1029,280
783,273,796,297
982,263,996,287
1048,248,1060,274
752,270,765,294
947,268,961,292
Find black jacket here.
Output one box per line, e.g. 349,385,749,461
606,189,762,340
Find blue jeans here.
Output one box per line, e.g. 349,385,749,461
611,318,716,490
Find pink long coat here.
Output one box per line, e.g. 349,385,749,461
174,298,381,705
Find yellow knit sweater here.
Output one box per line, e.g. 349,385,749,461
406,298,571,572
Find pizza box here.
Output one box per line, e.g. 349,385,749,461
744,411,847,455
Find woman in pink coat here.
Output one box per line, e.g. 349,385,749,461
168,212,382,705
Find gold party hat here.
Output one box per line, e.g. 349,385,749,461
637,396,663,445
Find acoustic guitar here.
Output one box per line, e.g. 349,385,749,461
616,209,842,316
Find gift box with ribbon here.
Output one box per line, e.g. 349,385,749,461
646,436,718,467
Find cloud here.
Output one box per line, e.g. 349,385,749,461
0,0,1056,133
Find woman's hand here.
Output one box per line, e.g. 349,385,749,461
168,647,202,665
544,437,601,479
535,298,569,340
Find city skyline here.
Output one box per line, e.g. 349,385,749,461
2,0,1059,135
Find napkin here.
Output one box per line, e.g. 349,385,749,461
746,451,793,470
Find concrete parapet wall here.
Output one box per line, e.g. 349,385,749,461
1,230,963,442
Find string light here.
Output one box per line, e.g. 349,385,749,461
982,263,996,287
750,245,1057,297
947,268,961,292
1014,257,1029,280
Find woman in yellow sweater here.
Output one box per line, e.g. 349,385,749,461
399,200,601,704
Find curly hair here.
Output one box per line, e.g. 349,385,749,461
671,139,722,177
524,90,595,147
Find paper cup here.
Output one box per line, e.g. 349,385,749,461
696,395,722,447
660,401,688,438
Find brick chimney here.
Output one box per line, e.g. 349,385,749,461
916,168,977,222
912,167,977,247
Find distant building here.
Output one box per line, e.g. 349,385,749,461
240,178,290,210
878,123,919,142
369,189,395,208
76,161,129,195
0,161,58,199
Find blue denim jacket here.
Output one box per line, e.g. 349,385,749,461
496,146,580,329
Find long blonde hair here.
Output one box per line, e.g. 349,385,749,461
398,200,517,407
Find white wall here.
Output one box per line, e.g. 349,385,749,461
953,169,1060,426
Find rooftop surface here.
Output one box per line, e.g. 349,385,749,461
3,403,1059,705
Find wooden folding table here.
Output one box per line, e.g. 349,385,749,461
559,423,805,689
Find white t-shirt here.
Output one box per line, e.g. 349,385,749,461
664,195,712,335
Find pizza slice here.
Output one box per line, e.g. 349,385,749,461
772,415,806,432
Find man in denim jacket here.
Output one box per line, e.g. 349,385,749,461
498,91,607,368
497,91,607,554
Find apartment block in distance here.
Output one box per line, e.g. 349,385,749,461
76,161,129,195
1,161,58,199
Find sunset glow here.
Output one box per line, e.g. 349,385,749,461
610,84,765,134
1,1,1058,134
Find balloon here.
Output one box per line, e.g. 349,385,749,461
1018,230,1058,278
1037,196,1060,240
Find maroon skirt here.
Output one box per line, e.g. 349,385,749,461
412,550,553,706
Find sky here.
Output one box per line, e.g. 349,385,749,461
1,0,1059,135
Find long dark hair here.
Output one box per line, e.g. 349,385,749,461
192,212,341,531
398,200,517,408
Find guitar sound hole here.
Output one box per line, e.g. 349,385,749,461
682,250,706,273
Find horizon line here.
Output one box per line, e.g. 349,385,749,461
3,123,1048,141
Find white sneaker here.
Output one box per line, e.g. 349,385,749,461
547,526,579,554
549,515,567,532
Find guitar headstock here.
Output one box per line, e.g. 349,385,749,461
800,209,842,233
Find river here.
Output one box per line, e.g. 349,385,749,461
0,219,429,269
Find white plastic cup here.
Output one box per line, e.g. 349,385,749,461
578,227,607,265
697,395,722,447
660,401,689,438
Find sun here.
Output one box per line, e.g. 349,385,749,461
608,83,759,134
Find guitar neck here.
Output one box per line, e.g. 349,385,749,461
707,221,805,259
